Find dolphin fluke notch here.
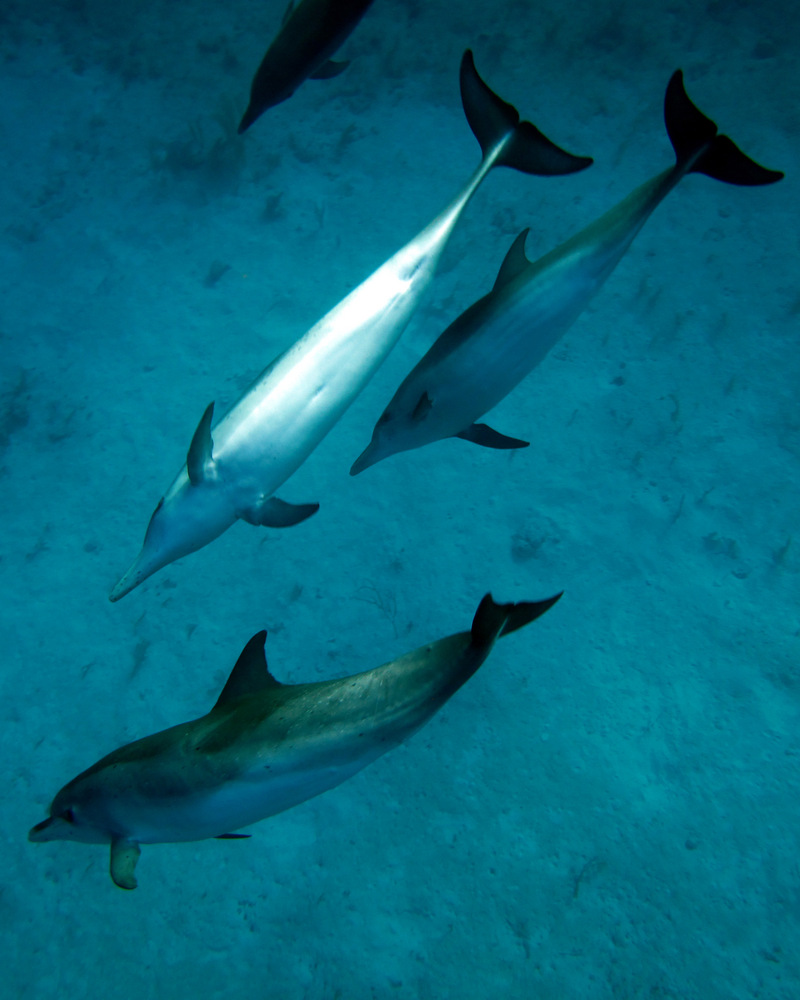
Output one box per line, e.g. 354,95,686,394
665,70,784,185
461,50,593,176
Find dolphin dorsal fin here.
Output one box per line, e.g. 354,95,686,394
187,402,217,486
213,630,283,710
492,229,531,292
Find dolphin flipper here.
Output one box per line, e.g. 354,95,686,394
240,497,320,527
456,423,529,450
310,59,350,80
110,837,140,890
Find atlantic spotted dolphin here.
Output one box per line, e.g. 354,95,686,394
109,52,591,601
350,71,783,474
30,591,560,889
238,0,375,133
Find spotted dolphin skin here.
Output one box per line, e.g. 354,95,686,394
109,52,591,602
350,71,784,475
238,0,376,133
29,592,561,889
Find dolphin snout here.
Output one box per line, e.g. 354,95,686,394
350,443,380,476
109,551,156,603
28,817,56,842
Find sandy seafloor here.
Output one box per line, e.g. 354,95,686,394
1,0,798,996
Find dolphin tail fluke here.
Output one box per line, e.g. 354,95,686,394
460,50,592,176
665,70,784,185
471,592,562,649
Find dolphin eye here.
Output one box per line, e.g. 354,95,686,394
62,809,75,824
153,497,164,516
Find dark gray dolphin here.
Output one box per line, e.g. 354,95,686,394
29,592,561,889
350,70,784,474
238,0,376,133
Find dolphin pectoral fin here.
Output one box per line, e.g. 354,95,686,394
215,833,252,839
310,59,350,80
187,402,217,486
456,424,529,450
493,229,532,291
240,497,320,528
110,837,141,890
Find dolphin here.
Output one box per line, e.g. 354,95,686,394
109,51,591,602
238,0,376,133
350,70,784,475
29,591,561,889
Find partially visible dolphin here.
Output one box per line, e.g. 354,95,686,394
350,70,784,475
110,52,591,602
29,591,561,889
238,0,376,133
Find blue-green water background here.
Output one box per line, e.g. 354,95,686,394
1,0,798,996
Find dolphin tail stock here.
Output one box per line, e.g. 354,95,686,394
460,50,593,177
470,591,563,650
664,70,784,185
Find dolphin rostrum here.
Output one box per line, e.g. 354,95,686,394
110,51,591,601
350,70,784,475
238,0,376,133
29,591,561,889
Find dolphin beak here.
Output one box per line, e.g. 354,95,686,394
350,443,379,476
109,549,158,603
29,817,57,842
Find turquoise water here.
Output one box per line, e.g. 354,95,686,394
2,0,798,996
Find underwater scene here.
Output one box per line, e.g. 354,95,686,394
2,0,798,996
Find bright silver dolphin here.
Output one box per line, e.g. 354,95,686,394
238,0,376,133
110,51,591,601
350,70,783,474
30,591,561,889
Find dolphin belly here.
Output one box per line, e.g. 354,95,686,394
116,759,372,844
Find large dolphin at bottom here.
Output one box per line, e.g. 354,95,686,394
29,591,561,889
109,52,591,601
350,70,784,475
